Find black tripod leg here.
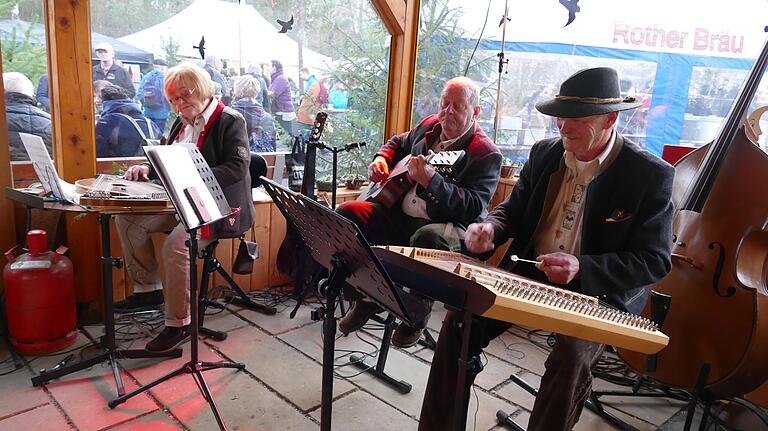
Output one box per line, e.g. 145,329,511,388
418,327,437,350
289,249,309,319
348,314,412,394
198,259,228,341
108,364,188,408
684,363,711,431
191,369,226,430
215,266,276,315
496,410,526,431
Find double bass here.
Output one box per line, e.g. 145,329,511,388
618,37,768,397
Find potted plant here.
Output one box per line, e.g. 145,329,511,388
317,174,336,192
500,157,520,178
343,161,366,190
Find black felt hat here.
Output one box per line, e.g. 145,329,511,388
535,67,641,118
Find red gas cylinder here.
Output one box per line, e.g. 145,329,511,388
3,230,77,355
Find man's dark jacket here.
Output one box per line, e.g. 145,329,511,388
376,114,502,228
161,105,254,239
487,134,674,314
96,98,161,158
6,93,52,161
92,63,135,98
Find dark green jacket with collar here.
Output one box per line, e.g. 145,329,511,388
160,106,255,239
487,134,674,314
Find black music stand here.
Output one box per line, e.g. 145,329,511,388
107,146,245,430
261,178,424,431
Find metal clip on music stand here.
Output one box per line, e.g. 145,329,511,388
107,147,246,430
261,178,421,431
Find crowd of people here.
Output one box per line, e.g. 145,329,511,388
5,41,353,161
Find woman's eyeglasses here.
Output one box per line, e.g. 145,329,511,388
169,87,195,104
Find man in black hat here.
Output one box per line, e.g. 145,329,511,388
418,67,674,431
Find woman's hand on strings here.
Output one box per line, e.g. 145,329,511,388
124,165,150,182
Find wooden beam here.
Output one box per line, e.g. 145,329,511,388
45,0,101,309
0,49,17,293
383,0,420,139
371,0,406,35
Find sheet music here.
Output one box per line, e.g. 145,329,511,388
143,145,225,229
19,133,79,203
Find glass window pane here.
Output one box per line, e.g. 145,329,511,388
415,0,768,163
90,0,391,185
2,2,51,187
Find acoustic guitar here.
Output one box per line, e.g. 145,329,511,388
358,150,465,208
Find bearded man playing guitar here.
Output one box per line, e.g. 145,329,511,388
336,77,502,347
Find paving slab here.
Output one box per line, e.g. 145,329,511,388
108,410,185,430
485,331,548,376
199,307,251,333
0,366,50,419
0,403,72,431
218,325,355,412
573,406,655,431
592,379,686,427
235,300,319,335
309,390,417,431
44,367,159,431
124,341,236,406
169,371,316,431
467,389,518,431
493,369,541,411
475,356,519,391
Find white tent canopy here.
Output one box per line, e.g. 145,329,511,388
119,0,330,68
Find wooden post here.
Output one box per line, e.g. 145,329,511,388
0,49,16,294
44,0,102,313
374,0,420,138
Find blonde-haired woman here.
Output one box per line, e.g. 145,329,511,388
118,63,254,351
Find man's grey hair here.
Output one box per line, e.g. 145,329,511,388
443,76,480,107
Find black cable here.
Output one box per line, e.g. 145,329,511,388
463,0,494,77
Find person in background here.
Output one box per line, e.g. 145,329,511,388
203,54,229,103
3,72,52,161
268,60,296,136
232,75,276,153
95,84,161,158
246,64,270,113
36,75,50,112
93,80,112,117
136,58,171,133
300,67,318,92
296,67,327,136
115,63,254,351
328,82,349,109
92,42,135,98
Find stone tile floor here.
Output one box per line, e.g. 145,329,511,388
0,293,745,430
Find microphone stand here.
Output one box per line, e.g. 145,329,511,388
492,0,510,143
315,141,366,209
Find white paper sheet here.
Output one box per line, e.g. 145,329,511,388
19,133,79,203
